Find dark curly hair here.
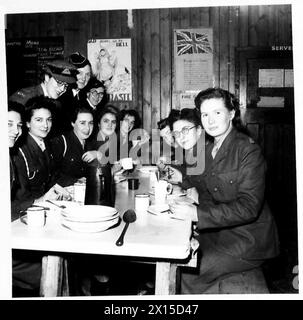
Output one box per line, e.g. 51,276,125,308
167,108,202,131
118,109,141,131
24,96,56,123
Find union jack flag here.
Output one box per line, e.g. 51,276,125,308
176,30,212,56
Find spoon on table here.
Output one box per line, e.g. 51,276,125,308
115,209,137,246
46,200,66,209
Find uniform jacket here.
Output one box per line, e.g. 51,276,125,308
181,128,280,261
9,84,44,105
13,134,56,204
51,131,88,187
10,152,32,221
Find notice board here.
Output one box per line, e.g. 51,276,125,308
6,37,64,96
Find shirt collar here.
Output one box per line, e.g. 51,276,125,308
72,88,80,97
40,83,49,97
86,98,96,110
213,122,233,150
29,132,45,151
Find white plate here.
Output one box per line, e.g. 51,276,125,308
147,205,185,220
61,205,118,222
61,211,120,223
61,217,120,233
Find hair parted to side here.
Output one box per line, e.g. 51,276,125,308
24,96,56,123
96,103,119,124
194,87,249,135
70,106,94,123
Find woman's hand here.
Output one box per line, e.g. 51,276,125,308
162,166,183,184
169,202,198,222
53,184,72,201
186,187,199,204
82,151,98,163
112,161,123,174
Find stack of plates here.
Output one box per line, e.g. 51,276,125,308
61,205,120,233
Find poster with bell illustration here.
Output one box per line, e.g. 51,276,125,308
87,38,132,101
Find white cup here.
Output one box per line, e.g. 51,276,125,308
120,157,133,170
135,194,150,225
26,206,46,228
74,180,86,205
154,180,173,205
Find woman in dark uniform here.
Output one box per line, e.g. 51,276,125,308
13,96,70,205
12,97,71,296
8,101,41,297
51,106,94,187
166,88,279,294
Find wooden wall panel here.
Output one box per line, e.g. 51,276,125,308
141,10,152,133
210,6,220,87
219,6,229,90
159,8,171,119
5,4,293,128
150,9,161,130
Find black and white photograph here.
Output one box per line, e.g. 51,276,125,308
0,0,302,300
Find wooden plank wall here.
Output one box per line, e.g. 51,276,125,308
5,4,292,131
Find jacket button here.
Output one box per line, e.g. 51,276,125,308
230,180,233,184
211,172,215,176
214,187,218,192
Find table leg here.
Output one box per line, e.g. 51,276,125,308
39,255,64,297
155,262,177,295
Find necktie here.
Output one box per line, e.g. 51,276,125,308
211,142,219,159
39,140,46,152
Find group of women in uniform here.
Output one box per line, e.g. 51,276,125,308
8,84,279,296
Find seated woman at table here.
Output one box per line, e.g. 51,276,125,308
50,106,94,187
9,98,68,297
13,96,71,207
156,112,185,175
8,102,26,221
8,101,41,297
166,88,279,294
117,108,150,167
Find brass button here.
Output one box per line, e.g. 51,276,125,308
214,187,218,192
230,180,233,184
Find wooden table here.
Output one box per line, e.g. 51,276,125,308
11,169,194,296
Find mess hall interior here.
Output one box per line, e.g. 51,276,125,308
5,3,298,297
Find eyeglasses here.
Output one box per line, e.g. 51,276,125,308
54,78,68,90
172,125,196,138
91,90,104,98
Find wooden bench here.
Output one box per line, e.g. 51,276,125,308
203,268,269,294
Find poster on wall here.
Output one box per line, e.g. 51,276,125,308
174,28,213,108
87,38,132,101
174,28,213,91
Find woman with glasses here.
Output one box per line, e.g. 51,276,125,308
166,88,279,294
80,77,109,136
9,60,78,137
